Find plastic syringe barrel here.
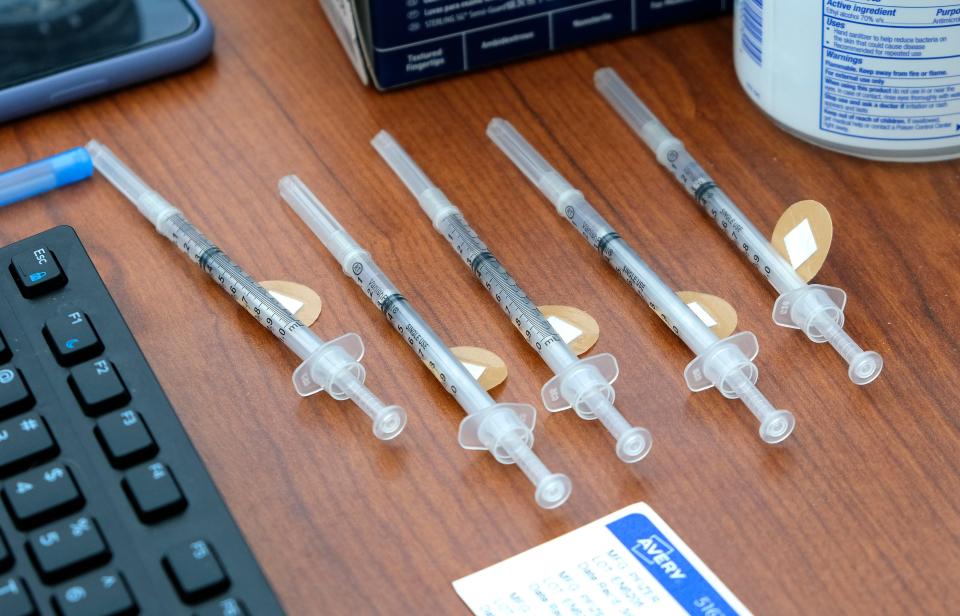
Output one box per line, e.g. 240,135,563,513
279,175,572,508
594,69,883,385
595,69,802,294
86,140,406,441
486,119,714,354
373,130,581,373
373,130,652,464
487,119,796,444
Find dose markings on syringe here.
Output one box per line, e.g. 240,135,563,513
564,204,686,337
166,214,303,338
351,256,473,399
441,214,562,351
666,153,776,280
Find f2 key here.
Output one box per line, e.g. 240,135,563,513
68,359,129,416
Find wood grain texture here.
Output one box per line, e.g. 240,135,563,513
2,3,959,614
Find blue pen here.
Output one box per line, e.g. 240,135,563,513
0,147,93,207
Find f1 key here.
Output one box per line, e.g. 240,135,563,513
44,312,103,366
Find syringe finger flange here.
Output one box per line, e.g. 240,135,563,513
683,331,759,395
374,128,650,465
773,285,847,342
458,403,536,461
292,332,366,397
488,117,795,445
88,142,407,442
541,353,619,417
593,69,882,386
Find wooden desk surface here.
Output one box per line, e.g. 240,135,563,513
2,2,959,614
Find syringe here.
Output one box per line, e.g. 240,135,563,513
85,141,407,441
594,68,883,386
279,175,573,508
488,119,796,444
372,131,652,463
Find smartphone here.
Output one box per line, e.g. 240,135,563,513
0,0,214,124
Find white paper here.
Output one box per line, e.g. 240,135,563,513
268,290,304,315
783,218,818,269
453,502,751,616
461,361,486,380
547,315,583,344
686,302,718,328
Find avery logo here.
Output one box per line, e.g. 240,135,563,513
631,535,687,580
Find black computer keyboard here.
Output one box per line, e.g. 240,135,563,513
0,226,284,615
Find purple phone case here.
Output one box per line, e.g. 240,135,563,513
0,0,214,124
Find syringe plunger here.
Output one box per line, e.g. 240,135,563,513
466,405,572,509
543,356,652,462
595,68,883,386
691,333,795,444
88,143,407,442
333,368,407,440
280,175,572,507
774,285,883,385
488,119,795,445
377,129,651,463
502,433,572,509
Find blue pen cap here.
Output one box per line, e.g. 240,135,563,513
52,147,94,185
0,146,94,207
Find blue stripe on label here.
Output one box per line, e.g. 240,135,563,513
606,513,741,615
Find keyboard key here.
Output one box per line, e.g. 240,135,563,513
43,312,104,367
0,331,10,364
68,360,129,416
163,540,228,604
0,577,36,616
95,410,158,468
123,462,185,523
27,515,110,583
53,570,137,616
3,463,84,529
0,529,11,572
0,414,58,478
10,246,67,298
0,368,34,419
196,597,247,616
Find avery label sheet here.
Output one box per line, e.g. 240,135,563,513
453,502,751,615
